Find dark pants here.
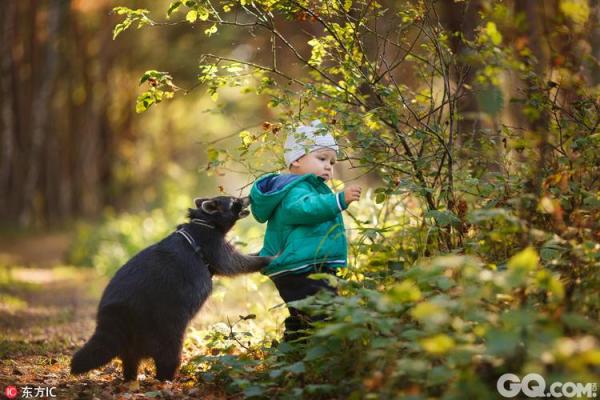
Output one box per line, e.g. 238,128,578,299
271,266,337,342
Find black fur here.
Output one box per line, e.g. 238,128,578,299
70,196,272,381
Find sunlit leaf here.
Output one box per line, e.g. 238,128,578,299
186,9,198,22
387,280,421,303
560,0,590,25
420,334,455,355
411,301,449,326
485,21,502,45
507,247,539,272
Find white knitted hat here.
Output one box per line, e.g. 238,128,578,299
283,120,339,167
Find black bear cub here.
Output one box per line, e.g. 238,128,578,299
71,196,272,381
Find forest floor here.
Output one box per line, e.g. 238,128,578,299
0,233,229,400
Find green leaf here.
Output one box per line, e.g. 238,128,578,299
111,7,150,40
475,84,504,116
540,240,566,262
166,1,182,17
304,345,329,361
286,361,306,374
305,384,337,394
135,92,155,113
275,342,294,354
428,365,455,385
425,210,460,227
207,147,220,162
435,276,454,290
561,313,594,330
314,322,350,337
269,368,283,378
467,208,520,225
485,329,520,356
400,329,424,341
243,386,265,398
139,70,166,85
308,272,338,287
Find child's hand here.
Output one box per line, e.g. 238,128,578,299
343,185,362,205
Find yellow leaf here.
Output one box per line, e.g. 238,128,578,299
186,9,198,23
388,280,421,303
411,301,449,325
548,275,565,300
204,23,217,36
198,6,210,21
580,350,600,365
536,270,565,301
420,334,455,355
485,22,502,45
560,0,590,25
239,130,254,147
507,247,539,272
538,196,556,213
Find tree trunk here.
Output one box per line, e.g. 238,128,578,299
20,0,70,226
0,2,17,215
525,0,550,193
588,0,600,85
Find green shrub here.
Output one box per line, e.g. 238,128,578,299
187,247,600,399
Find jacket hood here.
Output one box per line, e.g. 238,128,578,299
250,173,317,222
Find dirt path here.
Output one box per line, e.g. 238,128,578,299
0,235,225,400
0,232,71,268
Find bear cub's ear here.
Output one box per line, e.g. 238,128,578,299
195,199,220,214
194,198,205,209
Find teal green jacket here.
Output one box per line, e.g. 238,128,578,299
249,173,348,277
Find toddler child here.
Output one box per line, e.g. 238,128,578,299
249,120,361,341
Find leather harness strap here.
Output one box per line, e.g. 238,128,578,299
176,220,215,275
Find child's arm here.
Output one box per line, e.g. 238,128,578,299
280,183,359,225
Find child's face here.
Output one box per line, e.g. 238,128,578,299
290,148,337,180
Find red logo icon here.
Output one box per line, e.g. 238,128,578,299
5,385,18,399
